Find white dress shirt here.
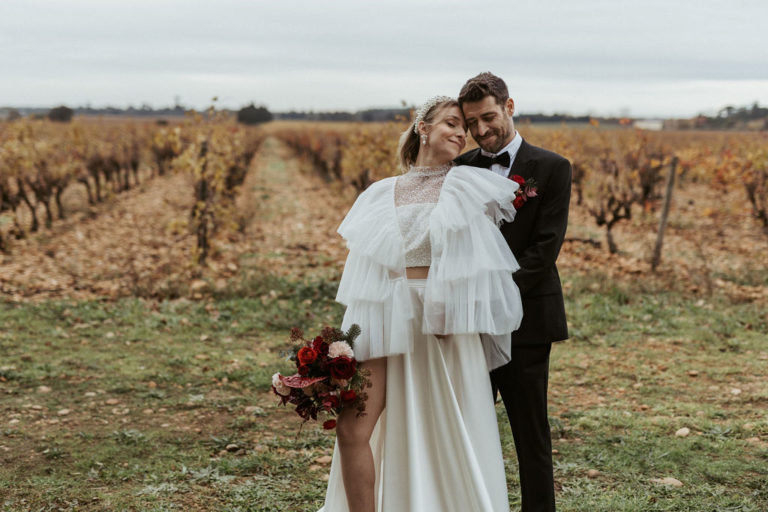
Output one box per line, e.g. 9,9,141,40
479,131,522,178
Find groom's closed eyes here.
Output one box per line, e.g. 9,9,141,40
465,112,498,129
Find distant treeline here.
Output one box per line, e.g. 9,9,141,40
4,102,765,130
0,104,623,125
701,102,768,130
276,109,606,125
0,105,188,119
78,105,188,117
665,102,768,131
518,114,593,124
275,108,410,122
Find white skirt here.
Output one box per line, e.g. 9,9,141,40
319,279,510,512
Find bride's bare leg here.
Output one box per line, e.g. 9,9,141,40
335,357,387,512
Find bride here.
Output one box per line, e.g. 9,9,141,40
319,96,523,511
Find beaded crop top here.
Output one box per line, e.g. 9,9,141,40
394,164,451,267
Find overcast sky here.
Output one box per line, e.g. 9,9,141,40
2,0,767,117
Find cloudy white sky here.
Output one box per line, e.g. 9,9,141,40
2,0,767,118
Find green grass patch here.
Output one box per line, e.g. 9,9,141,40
1,269,766,510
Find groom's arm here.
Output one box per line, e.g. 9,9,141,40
512,157,572,296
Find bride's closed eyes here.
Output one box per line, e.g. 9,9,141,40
443,114,466,132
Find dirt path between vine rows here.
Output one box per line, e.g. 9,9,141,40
0,170,199,301
242,137,352,280
0,137,354,302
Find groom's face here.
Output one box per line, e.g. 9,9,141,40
461,96,515,154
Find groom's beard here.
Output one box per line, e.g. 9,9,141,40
476,115,513,154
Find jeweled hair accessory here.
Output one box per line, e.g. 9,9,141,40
413,95,454,134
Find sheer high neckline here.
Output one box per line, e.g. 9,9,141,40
396,164,450,206
407,163,452,176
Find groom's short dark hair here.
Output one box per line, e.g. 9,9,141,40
458,72,509,107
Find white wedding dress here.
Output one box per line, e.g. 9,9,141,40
319,165,523,512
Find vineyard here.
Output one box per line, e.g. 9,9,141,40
274,121,768,304
1,117,767,510
0,114,265,299
2,117,767,302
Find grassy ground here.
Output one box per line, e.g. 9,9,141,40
1,137,767,510
1,270,766,511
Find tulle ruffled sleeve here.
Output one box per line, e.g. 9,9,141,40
424,165,523,370
335,178,414,361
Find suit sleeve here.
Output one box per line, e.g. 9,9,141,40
512,157,572,295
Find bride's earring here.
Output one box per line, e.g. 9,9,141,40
421,134,427,146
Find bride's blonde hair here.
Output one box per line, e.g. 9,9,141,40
397,97,458,170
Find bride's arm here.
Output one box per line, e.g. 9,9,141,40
422,166,524,367
336,178,415,360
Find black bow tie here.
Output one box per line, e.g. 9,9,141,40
474,151,511,169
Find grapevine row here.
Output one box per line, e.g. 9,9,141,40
271,122,768,254
0,116,264,262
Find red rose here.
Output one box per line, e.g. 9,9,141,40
340,389,357,403
511,174,526,186
312,336,329,356
329,356,356,380
513,196,525,209
297,347,318,366
323,419,337,430
298,365,310,376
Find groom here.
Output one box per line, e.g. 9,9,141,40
455,72,571,512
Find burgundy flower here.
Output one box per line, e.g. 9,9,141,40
323,419,337,430
298,365,310,376
312,336,329,357
295,395,318,420
329,356,356,380
323,395,341,410
513,196,525,209
340,389,357,403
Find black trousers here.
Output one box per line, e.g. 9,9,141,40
491,343,555,512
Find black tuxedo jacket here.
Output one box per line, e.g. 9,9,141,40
455,140,571,346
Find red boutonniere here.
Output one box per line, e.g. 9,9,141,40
510,175,538,209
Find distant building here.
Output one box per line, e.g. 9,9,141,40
633,119,664,131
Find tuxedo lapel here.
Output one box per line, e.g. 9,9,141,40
502,140,537,233
510,140,534,178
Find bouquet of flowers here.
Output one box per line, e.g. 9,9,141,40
271,324,370,430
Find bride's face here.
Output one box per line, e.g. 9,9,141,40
424,105,467,161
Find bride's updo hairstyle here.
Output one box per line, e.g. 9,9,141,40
398,96,458,170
